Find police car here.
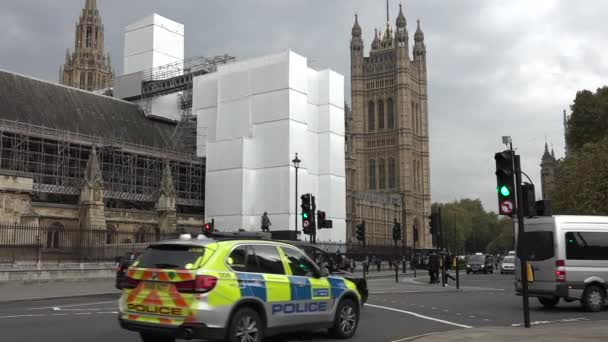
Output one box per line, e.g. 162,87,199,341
118,232,363,342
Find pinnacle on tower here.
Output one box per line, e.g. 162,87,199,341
85,0,97,10
415,18,424,41
352,14,362,37
160,162,176,198
84,146,103,187
396,3,407,27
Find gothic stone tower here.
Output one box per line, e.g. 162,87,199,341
60,0,113,91
540,142,558,200
347,4,431,247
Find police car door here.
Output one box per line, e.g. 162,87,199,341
280,246,333,325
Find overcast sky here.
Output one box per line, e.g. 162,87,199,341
1,0,607,212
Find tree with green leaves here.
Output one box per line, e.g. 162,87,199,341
432,199,513,255
551,86,608,215
551,138,608,215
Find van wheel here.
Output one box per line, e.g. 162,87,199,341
538,296,559,308
227,307,263,342
139,332,175,342
582,285,605,312
329,298,359,339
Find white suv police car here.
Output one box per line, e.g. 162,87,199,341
118,232,363,342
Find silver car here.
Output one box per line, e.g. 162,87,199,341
515,215,608,312
500,256,516,274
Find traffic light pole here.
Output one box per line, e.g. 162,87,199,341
515,154,531,328
394,239,399,283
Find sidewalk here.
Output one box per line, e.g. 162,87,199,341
417,320,608,341
0,279,119,303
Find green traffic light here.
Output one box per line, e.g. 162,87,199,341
303,213,309,219
499,185,510,197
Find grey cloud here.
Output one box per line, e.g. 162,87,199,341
1,0,606,212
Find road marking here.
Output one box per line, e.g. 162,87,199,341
28,300,117,310
391,332,442,342
365,303,473,329
0,314,47,319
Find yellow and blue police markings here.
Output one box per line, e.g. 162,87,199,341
226,271,357,315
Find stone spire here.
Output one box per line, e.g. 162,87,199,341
371,28,380,49
414,18,425,42
352,14,362,37
159,162,176,198
83,146,103,188
413,19,426,62
396,3,407,27
79,146,106,229
156,162,177,233
60,0,113,91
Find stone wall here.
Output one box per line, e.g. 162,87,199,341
0,172,34,223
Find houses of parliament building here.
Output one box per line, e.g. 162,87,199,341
346,4,432,248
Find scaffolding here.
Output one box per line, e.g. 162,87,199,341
140,55,236,100
0,118,204,208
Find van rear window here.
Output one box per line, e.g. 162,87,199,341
521,231,554,261
566,232,608,260
136,244,204,269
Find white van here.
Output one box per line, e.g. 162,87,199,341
515,215,608,312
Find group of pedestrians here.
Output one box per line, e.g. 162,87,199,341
428,252,456,285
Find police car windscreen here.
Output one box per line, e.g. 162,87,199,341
137,245,204,269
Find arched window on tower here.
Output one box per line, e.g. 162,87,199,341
387,98,395,129
416,103,421,133
378,100,385,129
87,73,93,91
368,101,375,131
413,160,418,192
379,159,386,189
369,159,376,190
389,158,396,188
86,27,92,48
80,73,85,89
411,101,416,133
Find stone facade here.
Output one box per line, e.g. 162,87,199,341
347,5,431,248
60,0,113,91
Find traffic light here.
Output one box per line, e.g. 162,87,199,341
203,219,214,236
494,150,516,216
317,211,326,229
301,194,313,234
429,212,438,246
356,221,366,242
522,183,536,217
392,222,401,242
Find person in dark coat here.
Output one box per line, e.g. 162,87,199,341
428,252,439,284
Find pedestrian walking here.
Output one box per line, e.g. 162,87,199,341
428,252,439,284
260,212,271,232
375,258,382,272
445,254,456,284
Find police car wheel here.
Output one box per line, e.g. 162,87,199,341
139,332,175,342
228,307,263,342
330,299,359,339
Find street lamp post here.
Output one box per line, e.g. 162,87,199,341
292,153,301,235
